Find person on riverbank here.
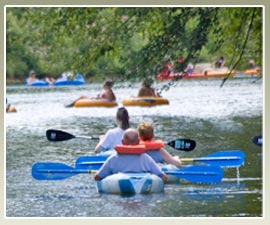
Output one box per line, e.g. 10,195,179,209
94,128,167,182
137,78,160,97
65,79,116,107
138,122,182,168
94,107,130,154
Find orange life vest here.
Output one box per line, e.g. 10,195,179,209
139,140,164,150
114,144,146,155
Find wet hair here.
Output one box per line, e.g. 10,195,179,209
138,122,154,141
103,80,114,88
116,107,130,130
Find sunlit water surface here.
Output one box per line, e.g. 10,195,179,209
6,77,263,217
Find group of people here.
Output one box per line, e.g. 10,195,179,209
65,77,160,107
27,70,56,86
94,107,182,182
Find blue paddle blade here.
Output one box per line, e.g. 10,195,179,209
252,135,262,147
75,155,109,170
32,162,91,180
194,150,245,167
162,165,223,184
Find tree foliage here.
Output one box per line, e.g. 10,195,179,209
6,7,262,82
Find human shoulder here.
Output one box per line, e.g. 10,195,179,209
106,127,123,135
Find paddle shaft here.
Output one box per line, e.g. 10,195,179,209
75,150,244,169
46,129,195,151
32,162,222,183
46,129,99,141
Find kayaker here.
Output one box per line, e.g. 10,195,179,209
94,128,167,182
94,107,130,154
138,122,182,168
65,79,116,107
137,78,160,97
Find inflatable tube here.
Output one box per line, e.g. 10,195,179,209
122,97,169,107
54,74,85,86
74,99,118,107
96,173,164,194
54,79,85,86
244,69,261,76
114,144,146,155
26,79,48,86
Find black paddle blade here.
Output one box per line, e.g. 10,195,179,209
167,139,196,151
252,135,262,147
46,129,75,142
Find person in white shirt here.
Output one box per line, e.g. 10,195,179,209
94,107,130,154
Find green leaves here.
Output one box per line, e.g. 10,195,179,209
6,7,262,83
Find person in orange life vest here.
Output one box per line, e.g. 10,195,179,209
138,122,182,168
94,128,167,182
65,79,116,107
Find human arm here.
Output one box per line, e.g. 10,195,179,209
143,154,168,181
94,130,116,154
160,148,182,168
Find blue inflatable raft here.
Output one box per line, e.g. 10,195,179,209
26,74,85,86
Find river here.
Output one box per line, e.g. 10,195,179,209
5,76,263,217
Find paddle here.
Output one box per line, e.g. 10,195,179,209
46,129,100,142
32,162,97,180
252,135,262,147
181,150,245,168
75,150,245,170
46,129,196,151
32,162,223,183
167,139,196,151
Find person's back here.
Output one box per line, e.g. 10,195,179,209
137,79,157,97
94,107,130,154
94,128,167,181
137,86,155,97
96,153,162,177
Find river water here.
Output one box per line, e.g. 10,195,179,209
5,76,263,217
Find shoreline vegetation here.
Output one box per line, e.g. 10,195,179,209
6,8,262,85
